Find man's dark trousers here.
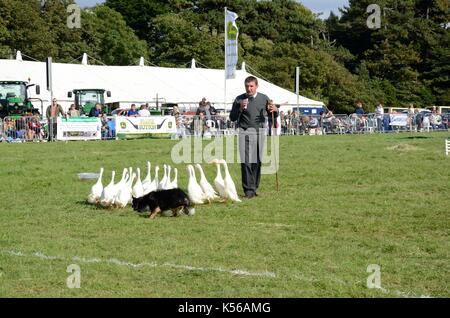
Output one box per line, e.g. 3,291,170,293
239,128,265,196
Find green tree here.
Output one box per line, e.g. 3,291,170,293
82,5,149,65
0,0,56,60
151,13,222,67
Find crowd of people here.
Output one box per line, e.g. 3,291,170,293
171,97,234,139
275,102,449,135
1,97,448,143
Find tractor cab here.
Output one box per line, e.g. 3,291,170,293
0,81,40,118
68,89,111,115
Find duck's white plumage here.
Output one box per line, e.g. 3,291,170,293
115,173,136,208
163,165,172,190
212,159,227,200
87,167,103,204
158,164,167,190
196,164,219,202
100,170,115,207
187,165,206,204
221,160,241,202
112,168,128,205
170,168,178,189
142,161,151,187
132,167,144,198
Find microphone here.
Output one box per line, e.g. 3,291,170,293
242,94,249,110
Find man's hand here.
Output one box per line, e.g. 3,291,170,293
240,98,248,112
268,104,278,113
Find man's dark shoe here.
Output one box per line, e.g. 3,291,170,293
244,191,256,199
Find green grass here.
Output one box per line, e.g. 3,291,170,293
0,133,449,297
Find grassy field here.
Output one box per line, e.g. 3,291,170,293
0,132,448,297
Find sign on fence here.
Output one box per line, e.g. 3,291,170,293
57,117,101,141
389,114,408,127
115,116,177,139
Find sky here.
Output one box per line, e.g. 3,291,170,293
75,0,350,18
297,0,349,18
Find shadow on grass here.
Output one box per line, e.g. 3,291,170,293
398,136,433,140
75,200,132,214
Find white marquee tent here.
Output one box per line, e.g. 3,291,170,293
0,54,325,113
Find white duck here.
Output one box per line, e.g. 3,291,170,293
158,164,167,190
143,174,157,195
196,164,219,202
100,170,115,207
186,165,206,204
142,161,152,188
115,173,136,208
211,159,227,200
170,168,178,189
132,167,144,198
112,168,128,204
220,159,241,202
87,167,103,204
163,165,172,189
144,165,159,194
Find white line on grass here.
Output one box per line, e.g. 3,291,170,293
1,249,432,297
2,249,276,278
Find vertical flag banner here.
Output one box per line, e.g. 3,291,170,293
225,9,239,79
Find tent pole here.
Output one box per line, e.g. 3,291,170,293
296,66,300,110
224,7,227,111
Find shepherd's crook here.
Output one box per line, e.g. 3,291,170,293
271,111,279,192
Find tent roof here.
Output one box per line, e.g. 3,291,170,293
0,58,324,109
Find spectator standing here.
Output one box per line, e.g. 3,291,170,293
407,104,415,131
280,111,288,135
101,113,109,139
46,98,65,141
291,110,300,135
375,103,384,132
196,99,216,120
138,104,150,117
414,109,422,132
197,98,207,117
324,110,335,133
308,116,320,135
266,100,279,136
430,108,439,130
193,112,206,137
355,101,365,115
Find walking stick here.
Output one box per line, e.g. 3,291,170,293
272,110,279,192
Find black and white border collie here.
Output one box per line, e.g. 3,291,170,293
132,188,195,219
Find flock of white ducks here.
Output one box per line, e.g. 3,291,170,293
86,159,240,209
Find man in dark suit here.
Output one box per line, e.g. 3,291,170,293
230,76,279,199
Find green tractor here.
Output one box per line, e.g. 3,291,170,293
0,81,41,118
68,89,111,115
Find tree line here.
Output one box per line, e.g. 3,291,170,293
0,0,448,113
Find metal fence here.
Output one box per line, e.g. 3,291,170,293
1,116,47,142
174,114,238,139
1,112,449,142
